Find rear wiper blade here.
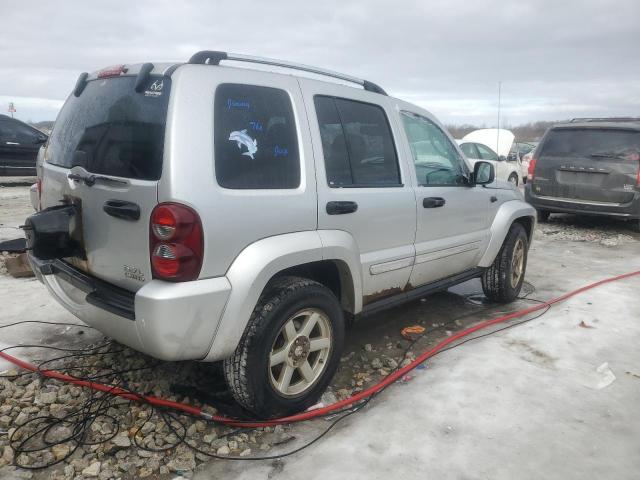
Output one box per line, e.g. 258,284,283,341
68,172,127,187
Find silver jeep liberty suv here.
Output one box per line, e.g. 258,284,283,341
25,51,535,418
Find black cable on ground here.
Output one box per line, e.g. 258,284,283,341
0,290,554,469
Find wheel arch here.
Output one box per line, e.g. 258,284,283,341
274,259,357,314
202,230,362,361
478,200,536,267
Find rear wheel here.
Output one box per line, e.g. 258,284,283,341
630,219,640,234
482,223,529,303
223,276,344,418
536,209,551,222
508,173,519,186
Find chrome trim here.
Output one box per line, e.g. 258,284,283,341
534,195,625,207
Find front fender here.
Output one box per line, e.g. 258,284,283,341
478,200,536,267
203,230,363,361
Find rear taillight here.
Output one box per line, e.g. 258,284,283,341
528,158,537,180
628,152,640,186
150,203,203,282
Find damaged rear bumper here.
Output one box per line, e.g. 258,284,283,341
29,255,232,361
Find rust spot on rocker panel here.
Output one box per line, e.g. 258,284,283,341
362,282,413,306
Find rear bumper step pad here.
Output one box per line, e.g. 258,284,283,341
30,256,135,320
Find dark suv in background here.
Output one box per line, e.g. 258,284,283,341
0,114,48,175
525,118,640,232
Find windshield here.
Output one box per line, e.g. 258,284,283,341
47,75,171,180
540,128,640,159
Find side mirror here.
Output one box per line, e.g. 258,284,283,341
472,161,495,185
34,135,47,145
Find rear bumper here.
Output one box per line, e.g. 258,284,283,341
29,255,232,361
525,185,640,219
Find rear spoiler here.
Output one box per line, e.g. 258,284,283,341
73,62,157,98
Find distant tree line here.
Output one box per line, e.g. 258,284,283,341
446,120,568,143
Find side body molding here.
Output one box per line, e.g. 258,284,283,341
203,230,363,361
477,200,536,267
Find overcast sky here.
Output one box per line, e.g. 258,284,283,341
1,0,638,125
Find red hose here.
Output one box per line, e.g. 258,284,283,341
1,270,639,428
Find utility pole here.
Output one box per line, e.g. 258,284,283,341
496,81,501,153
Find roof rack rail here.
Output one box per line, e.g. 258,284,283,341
569,117,640,123
188,50,387,95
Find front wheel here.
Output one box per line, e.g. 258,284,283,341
508,173,519,186
482,223,529,303
223,276,344,418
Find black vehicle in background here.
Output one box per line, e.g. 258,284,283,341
0,114,48,175
525,118,640,232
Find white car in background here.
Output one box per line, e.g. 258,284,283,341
520,151,533,183
457,129,522,185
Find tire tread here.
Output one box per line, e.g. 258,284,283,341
223,276,336,415
482,223,528,303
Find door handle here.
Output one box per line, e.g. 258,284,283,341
103,199,140,221
423,197,446,208
326,201,358,215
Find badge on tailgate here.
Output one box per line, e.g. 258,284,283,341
123,265,145,282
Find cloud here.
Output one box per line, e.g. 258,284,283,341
0,0,638,124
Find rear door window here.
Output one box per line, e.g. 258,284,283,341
475,143,499,161
540,128,640,158
460,143,479,158
214,84,300,189
0,120,38,144
47,76,170,180
314,96,400,187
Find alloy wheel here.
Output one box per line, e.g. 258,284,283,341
268,308,333,397
510,238,525,288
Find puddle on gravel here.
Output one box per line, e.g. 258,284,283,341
328,278,530,400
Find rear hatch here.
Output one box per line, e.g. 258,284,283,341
534,127,640,204
40,69,171,291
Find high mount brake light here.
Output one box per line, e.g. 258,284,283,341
528,158,537,180
97,65,126,78
150,203,203,282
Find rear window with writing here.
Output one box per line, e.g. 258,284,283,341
214,84,300,189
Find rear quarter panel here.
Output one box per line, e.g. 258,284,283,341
160,65,318,279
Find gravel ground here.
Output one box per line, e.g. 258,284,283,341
1,185,639,479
